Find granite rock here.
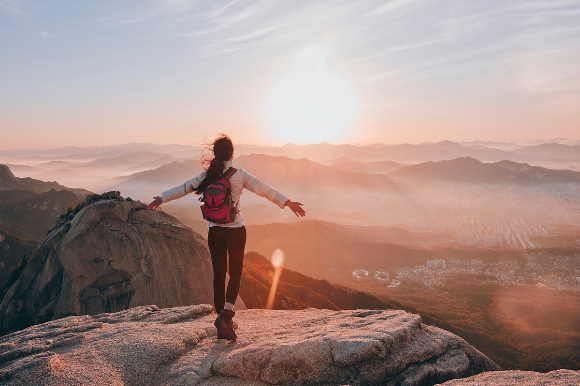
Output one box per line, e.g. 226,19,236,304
0,305,500,386
0,198,243,336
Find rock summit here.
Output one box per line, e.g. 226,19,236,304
0,194,223,336
0,305,502,386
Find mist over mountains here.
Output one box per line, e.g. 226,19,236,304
0,164,90,196
326,160,403,175
389,157,580,185
2,138,578,232
2,140,579,192
92,154,407,203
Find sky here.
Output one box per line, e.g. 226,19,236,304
1,0,579,149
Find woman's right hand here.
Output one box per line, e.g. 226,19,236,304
148,196,162,211
284,200,305,217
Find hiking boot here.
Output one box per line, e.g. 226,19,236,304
217,320,238,339
214,309,237,341
216,321,237,339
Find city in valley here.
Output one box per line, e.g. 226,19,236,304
354,251,580,293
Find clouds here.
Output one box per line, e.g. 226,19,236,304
364,0,418,17
85,0,578,87
0,0,23,16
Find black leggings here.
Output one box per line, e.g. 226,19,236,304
207,226,246,314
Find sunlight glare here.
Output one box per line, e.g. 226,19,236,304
264,56,357,144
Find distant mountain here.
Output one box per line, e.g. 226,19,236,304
98,154,407,201
329,160,403,175
0,142,202,158
459,141,520,150
0,230,37,287
245,219,520,283
0,164,91,196
36,160,73,168
0,189,81,240
388,157,580,185
171,211,457,248
85,151,172,165
123,156,176,173
92,160,204,198
321,157,357,164
513,143,580,160
3,164,40,175
234,154,404,193
237,141,537,163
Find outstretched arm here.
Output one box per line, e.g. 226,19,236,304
241,169,305,216
148,196,162,211
148,170,206,211
284,200,306,217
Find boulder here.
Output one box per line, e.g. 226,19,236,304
437,369,580,385
0,305,501,385
0,198,243,336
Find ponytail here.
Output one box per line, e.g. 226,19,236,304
194,134,234,194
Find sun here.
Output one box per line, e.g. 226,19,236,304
264,65,358,144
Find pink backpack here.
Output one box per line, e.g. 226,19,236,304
200,167,237,223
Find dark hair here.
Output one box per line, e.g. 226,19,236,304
194,134,234,194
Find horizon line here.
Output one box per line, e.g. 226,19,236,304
1,138,579,152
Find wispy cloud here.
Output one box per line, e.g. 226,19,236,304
39,31,56,38
0,0,23,16
91,0,580,99
364,0,417,17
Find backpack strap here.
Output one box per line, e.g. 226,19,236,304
222,167,237,180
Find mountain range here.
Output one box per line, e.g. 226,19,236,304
513,143,580,160
94,154,408,202
3,141,579,192
237,141,538,163
327,160,403,175
388,157,580,185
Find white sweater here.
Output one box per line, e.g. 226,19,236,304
161,160,289,225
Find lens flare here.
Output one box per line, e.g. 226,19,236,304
267,249,284,309
272,249,284,267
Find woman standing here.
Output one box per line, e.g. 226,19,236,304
148,134,305,341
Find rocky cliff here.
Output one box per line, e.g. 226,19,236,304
0,195,241,336
0,305,503,386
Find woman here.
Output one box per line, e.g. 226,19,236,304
148,134,305,341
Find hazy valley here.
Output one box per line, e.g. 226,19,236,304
1,140,579,375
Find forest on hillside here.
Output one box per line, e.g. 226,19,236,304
350,273,580,371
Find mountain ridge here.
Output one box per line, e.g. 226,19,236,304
95,154,409,201
389,157,580,185
0,164,91,196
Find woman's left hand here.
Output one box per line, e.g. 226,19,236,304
284,200,306,217
148,196,162,211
